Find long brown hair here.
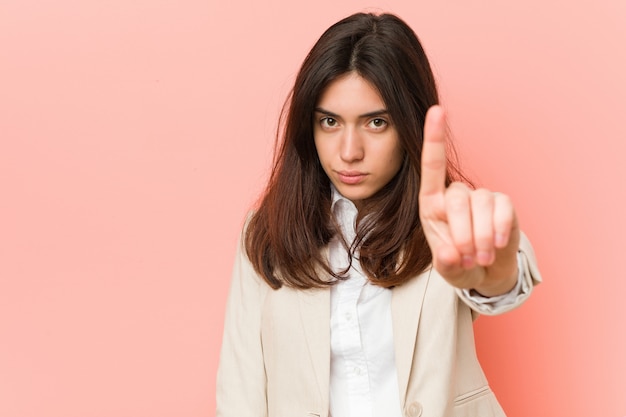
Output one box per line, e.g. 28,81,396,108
245,12,468,289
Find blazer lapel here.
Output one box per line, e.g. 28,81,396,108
298,285,331,409
391,268,432,405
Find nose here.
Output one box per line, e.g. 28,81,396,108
339,126,364,162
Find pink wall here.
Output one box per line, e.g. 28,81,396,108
1,1,624,416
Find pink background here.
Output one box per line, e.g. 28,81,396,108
1,0,625,416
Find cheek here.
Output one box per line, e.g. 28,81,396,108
313,139,331,169
313,137,322,159
388,153,404,178
385,138,404,168
393,146,404,167
385,146,405,181
315,134,333,156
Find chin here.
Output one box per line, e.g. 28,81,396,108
335,185,374,203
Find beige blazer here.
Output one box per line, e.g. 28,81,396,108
216,233,541,417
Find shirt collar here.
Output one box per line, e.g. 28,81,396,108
330,185,357,214
330,185,359,244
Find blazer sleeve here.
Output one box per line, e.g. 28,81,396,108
456,231,543,316
216,236,270,417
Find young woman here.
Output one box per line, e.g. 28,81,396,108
216,12,541,417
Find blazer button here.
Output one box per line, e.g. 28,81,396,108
405,401,423,417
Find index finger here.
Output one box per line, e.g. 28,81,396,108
419,105,448,197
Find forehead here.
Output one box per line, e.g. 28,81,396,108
316,72,386,114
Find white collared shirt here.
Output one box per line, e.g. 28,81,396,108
327,188,524,417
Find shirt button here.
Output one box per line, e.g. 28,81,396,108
405,401,423,417
353,366,361,376
345,312,352,321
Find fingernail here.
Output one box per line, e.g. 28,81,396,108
462,255,474,268
477,251,493,265
495,234,507,248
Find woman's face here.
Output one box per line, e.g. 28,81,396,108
313,72,404,208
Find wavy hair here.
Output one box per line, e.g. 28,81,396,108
245,12,468,289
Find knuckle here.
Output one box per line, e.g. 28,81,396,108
451,231,474,251
474,233,493,249
494,192,513,206
447,197,467,212
422,158,446,171
447,181,469,191
494,216,513,232
471,189,494,207
445,188,469,212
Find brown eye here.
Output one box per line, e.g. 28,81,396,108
368,118,388,129
321,117,338,128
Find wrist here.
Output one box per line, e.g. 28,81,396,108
472,266,519,297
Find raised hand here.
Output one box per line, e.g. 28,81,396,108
418,106,520,297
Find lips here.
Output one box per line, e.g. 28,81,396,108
337,170,367,185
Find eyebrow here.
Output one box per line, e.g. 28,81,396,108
314,107,389,119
